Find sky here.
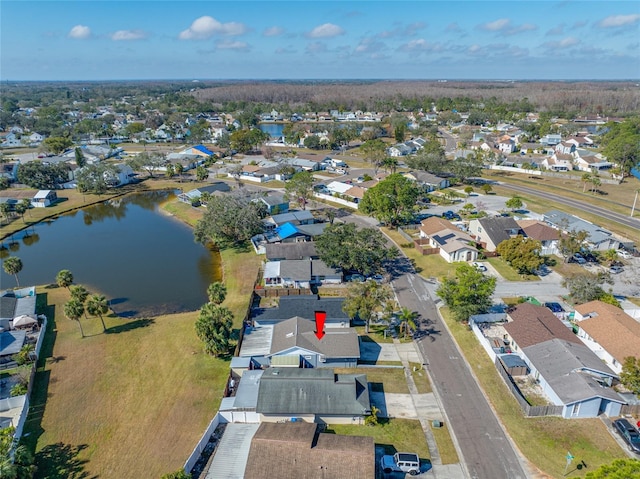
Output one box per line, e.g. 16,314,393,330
1,1,639,81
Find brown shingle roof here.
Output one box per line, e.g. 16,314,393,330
420,216,455,236
517,220,559,241
505,303,580,348
244,422,375,479
575,301,640,363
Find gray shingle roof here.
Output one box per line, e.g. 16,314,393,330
476,216,521,246
244,422,375,479
523,339,624,404
270,316,360,359
279,259,311,281
256,367,370,416
251,295,350,324
265,242,318,261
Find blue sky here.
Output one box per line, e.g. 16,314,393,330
2,1,639,81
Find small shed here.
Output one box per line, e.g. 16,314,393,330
32,190,57,207
499,354,529,376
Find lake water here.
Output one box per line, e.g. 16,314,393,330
259,123,285,138
0,191,221,317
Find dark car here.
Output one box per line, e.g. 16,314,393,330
582,252,598,263
544,302,565,313
612,418,640,454
442,210,461,221
569,253,587,265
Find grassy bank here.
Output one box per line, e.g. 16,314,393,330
22,194,261,478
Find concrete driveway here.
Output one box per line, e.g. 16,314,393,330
360,340,402,363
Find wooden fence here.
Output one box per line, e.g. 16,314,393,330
254,288,312,298
494,358,563,418
621,404,640,416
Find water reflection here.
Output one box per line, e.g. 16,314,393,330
1,191,221,317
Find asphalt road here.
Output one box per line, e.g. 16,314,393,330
391,269,528,479
497,182,640,231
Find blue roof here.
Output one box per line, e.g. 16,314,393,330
193,144,214,155
275,222,301,240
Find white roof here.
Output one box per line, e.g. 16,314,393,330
33,190,52,199
326,181,353,194
263,261,280,279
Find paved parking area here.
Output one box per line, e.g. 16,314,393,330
360,341,402,363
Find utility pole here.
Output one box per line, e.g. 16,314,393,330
631,189,639,217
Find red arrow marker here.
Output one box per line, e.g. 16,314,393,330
314,311,326,340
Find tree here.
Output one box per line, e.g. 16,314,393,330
0,202,11,225
64,298,85,337
436,263,496,322
56,269,74,290
165,163,175,179
398,307,418,339
87,294,109,331
581,172,591,192
496,235,544,275
342,280,393,333
16,161,70,189
601,118,640,177
620,357,640,395
590,175,601,194
315,223,398,276
3,256,23,286
0,177,9,190
360,139,387,173
558,228,589,262
41,136,73,155
175,163,184,182
70,284,89,304
161,469,192,479
207,281,227,305
75,163,115,195
584,458,640,479
74,147,86,168
195,165,209,182
125,122,145,139
464,186,474,197
303,134,322,149
562,271,615,305
284,170,314,210
195,303,233,356
359,173,420,227
128,152,167,178
14,200,28,223
505,196,523,211
194,193,265,248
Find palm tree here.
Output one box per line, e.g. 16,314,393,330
581,172,591,192
398,307,418,339
56,269,74,290
175,163,184,183
207,281,227,305
70,285,90,318
87,294,109,331
64,299,85,338
3,256,23,286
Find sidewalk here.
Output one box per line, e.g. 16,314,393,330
392,338,467,479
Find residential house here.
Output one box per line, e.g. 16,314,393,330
517,220,560,255
503,303,625,418
540,134,562,146
31,190,58,208
257,194,289,215
180,144,215,158
243,422,375,479
264,242,318,261
573,151,612,172
543,210,620,251
263,259,342,288
239,316,360,369
541,153,573,171
566,135,594,148
103,163,136,187
264,210,315,230
497,138,516,154
165,153,205,171
251,295,351,328
387,143,414,157
419,217,478,263
519,142,545,155
27,133,44,144
574,301,640,374
554,142,576,156
403,171,450,191
177,182,231,205
0,287,37,331
468,217,522,252
256,368,370,422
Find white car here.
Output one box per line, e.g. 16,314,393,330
618,250,633,259
472,262,487,272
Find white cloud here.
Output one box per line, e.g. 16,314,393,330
307,23,344,38
306,41,328,54
263,26,284,37
354,37,386,54
598,14,640,28
179,16,247,40
216,40,249,50
111,30,146,41
546,24,565,36
542,37,579,49
481,18,511,31
398,39,444,53
68,25,91,39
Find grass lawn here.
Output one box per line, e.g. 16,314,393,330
550,260,589,279
409,363,432,394
439,307,626,478
357,325,394,343
21,194,261,478
327,418,430,460
627,297,640,307
486,257,539,281
334,367,409,394
381,228,454,279
429,423,459,465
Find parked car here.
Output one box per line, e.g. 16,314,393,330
381,452,421,475
582,252,598,263
618,250,633,259
570,253,587,265
612,418,640,454
442,210,461,221
544,302,565,313
345,274,365,282
610,265,624,274
472,262,487,272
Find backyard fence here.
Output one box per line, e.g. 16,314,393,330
254,288,312,297
494,358,563,417
621,404,640,416
184,413,223,474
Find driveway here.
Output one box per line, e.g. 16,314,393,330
360,340,402,363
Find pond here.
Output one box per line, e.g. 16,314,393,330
0,191,221,317
258,122,285,139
